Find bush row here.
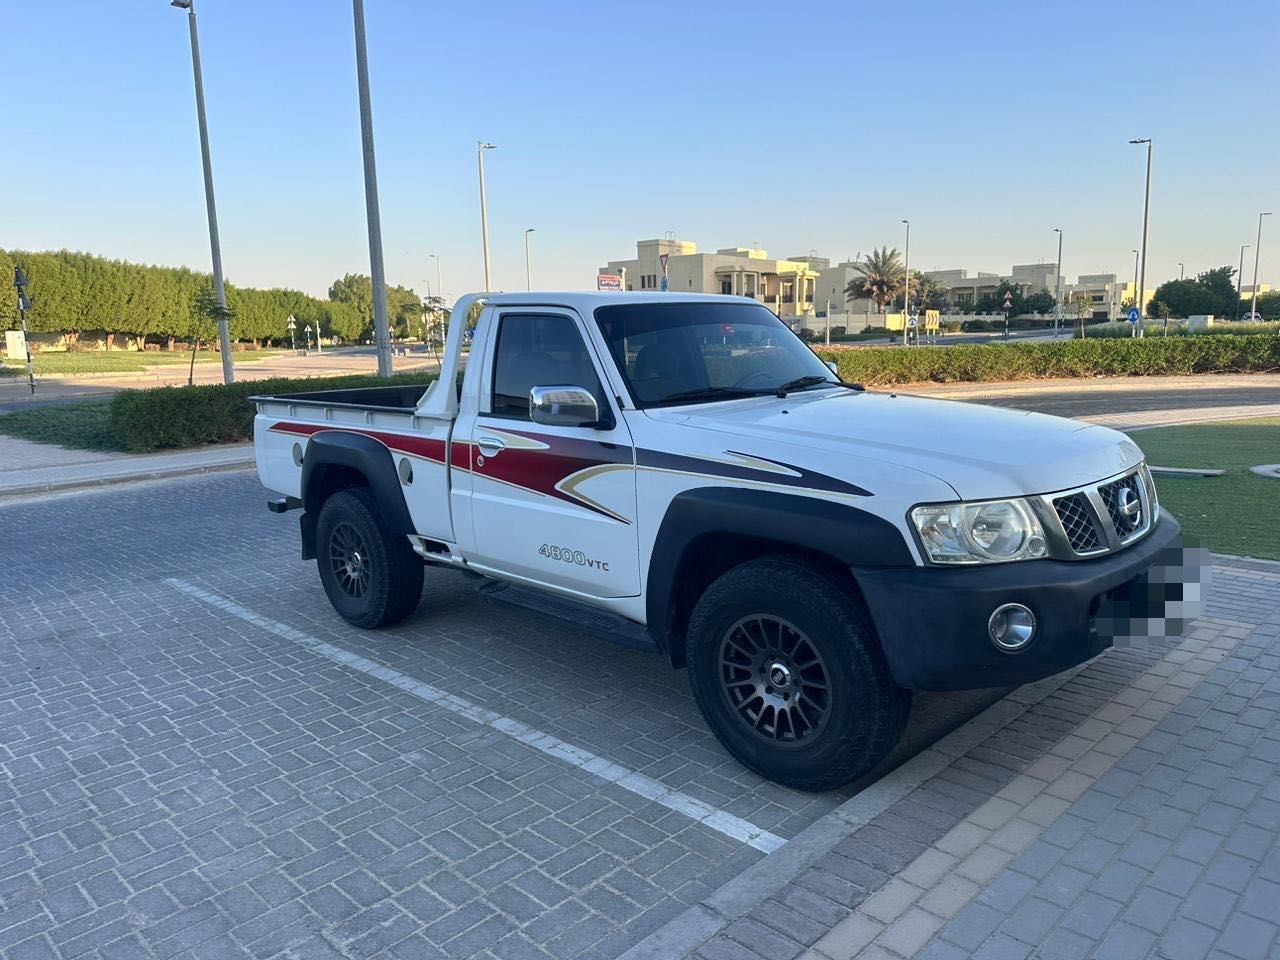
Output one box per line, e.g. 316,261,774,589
816,335,1280,386
110,372,434,453
1077,321,1280,339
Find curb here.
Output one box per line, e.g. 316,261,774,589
0,458,255,500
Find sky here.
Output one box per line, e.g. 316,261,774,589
2,0,1278,303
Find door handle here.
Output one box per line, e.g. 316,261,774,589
476,436,506,456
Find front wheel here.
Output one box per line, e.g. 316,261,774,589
315,488,423,629
686,556,910,791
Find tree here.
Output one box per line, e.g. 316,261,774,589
973,281,1026,317
1147,279,1218,319
1195,266,1237,318
1024,290,1055,316
189,285,235,384
845,246,904,315
909,271,947,311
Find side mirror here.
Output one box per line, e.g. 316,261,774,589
825,360,838,375
530,385,601,428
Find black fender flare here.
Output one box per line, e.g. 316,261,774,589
644,487,916,661
298,431,414,559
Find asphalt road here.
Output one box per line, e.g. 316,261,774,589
915,382,1280,420
0,473,1003,960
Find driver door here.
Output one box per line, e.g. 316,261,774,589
467,311,639,598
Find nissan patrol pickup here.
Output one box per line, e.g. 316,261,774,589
252,292,1188,790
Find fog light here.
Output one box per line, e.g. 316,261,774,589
989,603,1036,651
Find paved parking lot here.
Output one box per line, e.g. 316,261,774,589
0,474,1001,960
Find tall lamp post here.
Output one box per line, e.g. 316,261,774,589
1053,228,1063,338
1129,138,1153,333
1237,244,1251,304
171,0,234,384
429,253,443,306
1131,248,1140,323
351,0,393,377
13,267,35,395
900,219,910,346
1251,212,1272,322
478,142,496,290
524,228,536,291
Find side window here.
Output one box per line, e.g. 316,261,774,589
490,314,604,419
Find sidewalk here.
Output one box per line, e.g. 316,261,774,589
0,435,252,497
640,555,1280,960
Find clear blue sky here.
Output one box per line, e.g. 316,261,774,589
3,0,1277,301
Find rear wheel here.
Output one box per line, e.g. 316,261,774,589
316,488,423,628
686,556,910,791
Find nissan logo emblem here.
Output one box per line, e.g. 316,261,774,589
1117,486,1141,529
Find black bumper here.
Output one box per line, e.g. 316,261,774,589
854,515,1186,691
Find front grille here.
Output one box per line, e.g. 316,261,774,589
1053,493,1102,552
1099,473,1144,539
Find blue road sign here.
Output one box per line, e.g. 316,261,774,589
1127,307,1141,323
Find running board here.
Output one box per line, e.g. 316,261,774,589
475,581,659,654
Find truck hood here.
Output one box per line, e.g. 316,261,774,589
643,388,1144,501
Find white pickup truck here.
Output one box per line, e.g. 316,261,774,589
253,292,1185,790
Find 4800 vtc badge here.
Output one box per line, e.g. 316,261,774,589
537,543,609,572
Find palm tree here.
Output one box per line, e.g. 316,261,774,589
845,246,905,315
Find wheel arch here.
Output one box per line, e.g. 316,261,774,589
299,431,413,560
645,487,916,666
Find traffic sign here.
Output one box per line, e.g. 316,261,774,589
596,274,622,292
907,315,918,327
1127,307,1140,323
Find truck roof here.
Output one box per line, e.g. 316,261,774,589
472,291,752,310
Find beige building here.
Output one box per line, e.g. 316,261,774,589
601,240,824,319
923,263,1063,309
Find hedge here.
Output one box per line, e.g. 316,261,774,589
110,372,434,453
816,335,1280,386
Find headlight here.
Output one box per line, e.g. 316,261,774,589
911,498,1049,564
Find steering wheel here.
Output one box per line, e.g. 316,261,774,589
731,369,774,388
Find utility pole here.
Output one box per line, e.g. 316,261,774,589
524,228,536,291
1251,212,1272,321
478,142,496,290
1237,244,1250,304
1053,228,1063,337
352,0,393,377
171,0,234,384
1129,138,1153,333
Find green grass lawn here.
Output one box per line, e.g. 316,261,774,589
0,400,122,451
1131,417,1280,560
2,350,277,376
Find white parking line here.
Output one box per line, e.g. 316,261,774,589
165,578,787,854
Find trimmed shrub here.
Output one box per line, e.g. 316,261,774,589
816,335,1280,386
109,372,434,453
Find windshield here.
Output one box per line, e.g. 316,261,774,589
594,302,836,407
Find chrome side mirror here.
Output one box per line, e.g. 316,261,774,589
825,360,838,375
530,385,600,427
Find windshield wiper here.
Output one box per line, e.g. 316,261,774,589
655,386,765,405
775,375,837,398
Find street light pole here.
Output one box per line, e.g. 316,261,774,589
478,142,496,290
430,253,443,305
901,219,910,346
171,0,234,384
351,0,393,377
1237,244,1250,304
1129,138,1153,333
1131,248,1140,319
524,228,536,291
1053,228,1063,337
1251,212,1272,321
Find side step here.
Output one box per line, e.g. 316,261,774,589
475,581,659,654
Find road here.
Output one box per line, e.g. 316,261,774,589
0,473,1004,960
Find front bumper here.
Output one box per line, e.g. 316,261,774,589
855,515,1190,691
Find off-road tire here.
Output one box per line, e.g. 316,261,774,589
315,487,423,629
686,555,910,791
